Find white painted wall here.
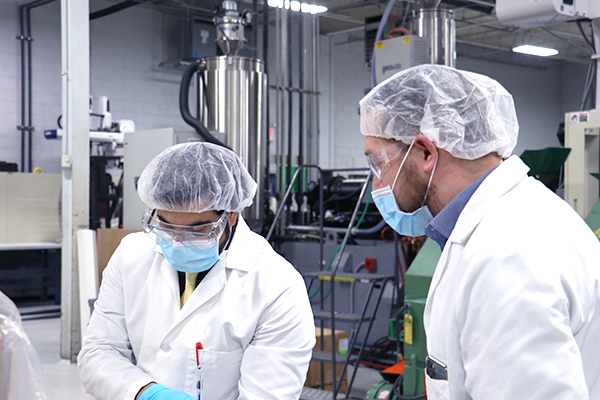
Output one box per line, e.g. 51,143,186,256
0,0,189,174
317,33,590,168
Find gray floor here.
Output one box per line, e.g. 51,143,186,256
21,317,384,400
22,317,94,400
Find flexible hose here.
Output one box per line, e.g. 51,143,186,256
179,61,229,148
370,0,398,89
351,218,386,236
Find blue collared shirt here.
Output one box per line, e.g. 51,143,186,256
425,166,497,250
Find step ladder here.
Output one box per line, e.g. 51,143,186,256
267,167,395,399
303,271,393,400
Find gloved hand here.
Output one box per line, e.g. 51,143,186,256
138,383,195,400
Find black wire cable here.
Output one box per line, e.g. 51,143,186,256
576,20,595,52
90,0,149,21
392,374,427,400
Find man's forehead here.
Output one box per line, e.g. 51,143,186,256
364,136,398,155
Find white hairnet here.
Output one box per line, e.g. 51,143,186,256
359,64,518,160
137,142,258,213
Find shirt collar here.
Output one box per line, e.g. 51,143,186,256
425,166,497,249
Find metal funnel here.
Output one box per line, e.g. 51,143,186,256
420,0,441,8
217,38,244,57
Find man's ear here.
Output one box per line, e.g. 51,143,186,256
414,134,438,173
229,211,239,226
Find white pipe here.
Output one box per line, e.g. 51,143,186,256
60,0,90,361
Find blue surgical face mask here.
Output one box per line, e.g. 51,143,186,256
372,139,437,237
159,224,230,273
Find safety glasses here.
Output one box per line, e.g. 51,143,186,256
366,142,407,180
142,209,229,246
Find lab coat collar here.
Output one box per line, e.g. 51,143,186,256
446,155,529,245
219,216,259,273
424,155,530,330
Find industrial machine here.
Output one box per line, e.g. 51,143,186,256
496,0,600,28
372,0,455,86
179,0,267,232
363,1,600,399
44,95,134,230
564,110,600,219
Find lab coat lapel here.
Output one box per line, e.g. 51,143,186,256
159,252,180,304
424,156,530,329
168,261,228,333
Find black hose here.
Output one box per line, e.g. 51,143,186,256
90,0,147,21
392,374,427,400
179,61,228,148
576,20,595,53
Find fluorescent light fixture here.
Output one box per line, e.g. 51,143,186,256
512,45,558,57
267,0,327,14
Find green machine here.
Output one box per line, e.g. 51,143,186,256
585,196,600,240
366,148,600,400
365,239,441,400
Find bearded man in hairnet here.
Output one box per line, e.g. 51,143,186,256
361,64,600,399
78,142,315,400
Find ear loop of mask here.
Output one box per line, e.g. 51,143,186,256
391,139,416,191
390,139,438,209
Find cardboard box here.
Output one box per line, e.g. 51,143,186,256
96,229,139,285
305,328,349,393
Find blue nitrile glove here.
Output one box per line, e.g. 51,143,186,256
138,384,195,400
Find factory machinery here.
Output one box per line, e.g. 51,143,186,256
44,0,599,397
164,3,600,396
265,1,456,399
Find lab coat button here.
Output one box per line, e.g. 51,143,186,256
160,343,171,352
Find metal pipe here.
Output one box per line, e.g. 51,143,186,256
253,0,259,60
278,8,287,210
329,172,372,278
262,0,270,227
593,19,600,110
351,218,386,235
19,4,26,172
89,0,147,21
285,225,349,233
411,8,456,67
286,9,293,224
298,11,304,192
274,8,281,202
19,0,59,173
314,15,320,167
27,5,33,172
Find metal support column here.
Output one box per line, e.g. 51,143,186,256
60,0,90,362
593,18,600,110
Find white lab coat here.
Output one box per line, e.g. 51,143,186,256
78,217,315,400
424,156,600,400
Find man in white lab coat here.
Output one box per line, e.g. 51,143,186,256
78,142,315,400
360,64,600,399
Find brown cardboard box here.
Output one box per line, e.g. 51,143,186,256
96,229,139,285
305,328,349,393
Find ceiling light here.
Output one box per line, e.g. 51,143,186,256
267,0,327,14
512,45,559,57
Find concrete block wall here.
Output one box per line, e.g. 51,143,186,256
0,0,189,174
318,32,589,170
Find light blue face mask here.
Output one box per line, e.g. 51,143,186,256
159,230,227,274
371,140,437,237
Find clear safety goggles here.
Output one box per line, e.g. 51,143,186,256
366,141,408,180
142,208,229,246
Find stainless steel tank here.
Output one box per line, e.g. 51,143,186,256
197,55,267,231
411,8,456,67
